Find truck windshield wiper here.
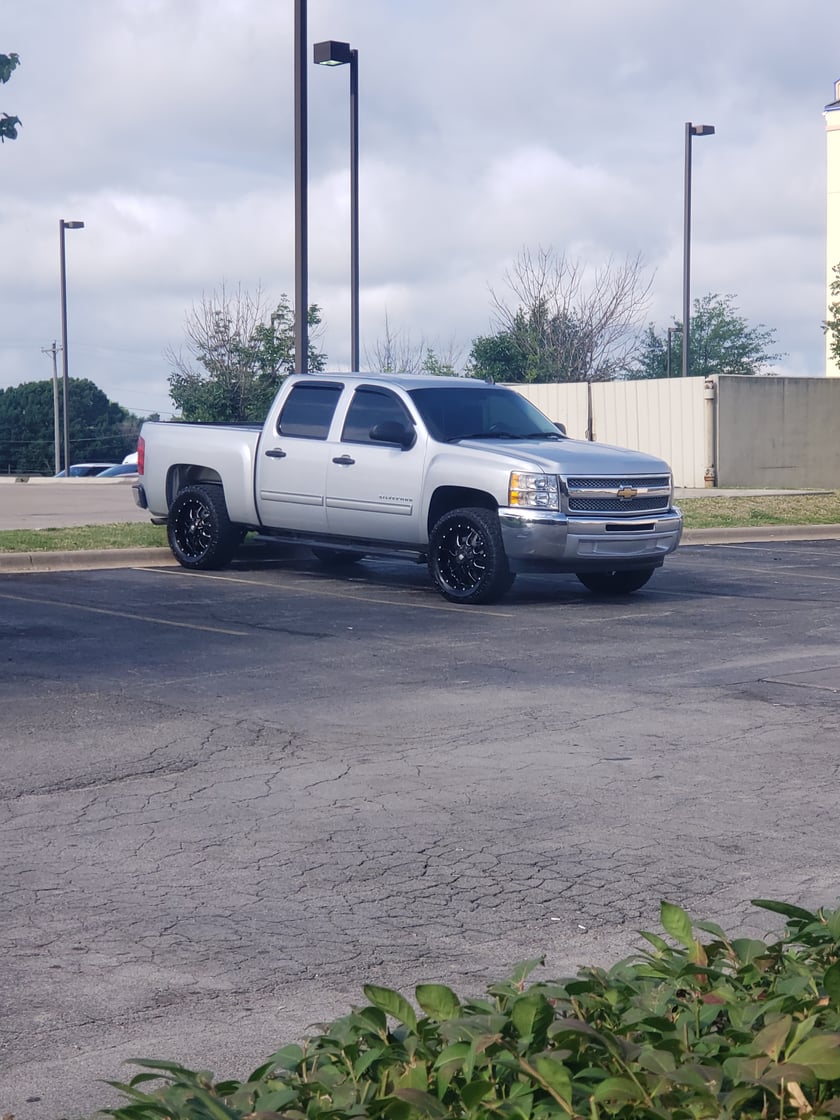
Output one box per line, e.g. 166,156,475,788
447,430,562,442
447,431,519,441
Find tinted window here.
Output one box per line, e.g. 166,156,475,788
342,387,413,443
408,386,559,442
277,383,343,439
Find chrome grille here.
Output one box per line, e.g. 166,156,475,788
567,475,671,489
569,496,669,513
563,474,672,517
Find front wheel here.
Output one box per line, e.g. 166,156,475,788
167,484,240,570
428,507,514,605
575,568,655,595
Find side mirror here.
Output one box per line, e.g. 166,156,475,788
369,421,416,450
554,421,567,436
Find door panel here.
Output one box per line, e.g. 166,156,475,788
255,382,342,532
324,386,425,542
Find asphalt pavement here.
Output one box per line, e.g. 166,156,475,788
4,534,840,1119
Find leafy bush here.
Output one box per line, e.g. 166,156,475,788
102,899,840,1120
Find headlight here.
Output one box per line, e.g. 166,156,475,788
508,471,559,510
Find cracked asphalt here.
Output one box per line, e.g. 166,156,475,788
2,540,840,1119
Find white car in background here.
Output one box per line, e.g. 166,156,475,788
54,462,118,477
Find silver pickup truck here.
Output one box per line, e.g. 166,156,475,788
133,373,682,604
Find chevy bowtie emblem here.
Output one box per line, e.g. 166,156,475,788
616,486,638,500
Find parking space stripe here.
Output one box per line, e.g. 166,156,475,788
140,566,517,617
0,591,250,635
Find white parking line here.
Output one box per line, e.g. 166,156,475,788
0,591,250,636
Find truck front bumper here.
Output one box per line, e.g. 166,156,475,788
498,506,683,571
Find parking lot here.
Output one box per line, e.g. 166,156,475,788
3,540,840,1119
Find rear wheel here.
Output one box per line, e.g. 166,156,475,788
575,568,655,595
428,507,514,605
167,484,240,570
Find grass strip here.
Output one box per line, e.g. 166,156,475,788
0,522,167,552
679,490,840,529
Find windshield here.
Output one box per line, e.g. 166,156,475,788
408,385,563,443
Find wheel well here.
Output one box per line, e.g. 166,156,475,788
427,486,497,535
166,465,223,507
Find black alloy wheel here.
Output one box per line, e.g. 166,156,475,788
428,506,514,605
167,484,240,570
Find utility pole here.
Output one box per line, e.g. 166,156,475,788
41,340,62,474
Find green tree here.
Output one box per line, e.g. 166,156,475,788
468,330,527,382
0,379,141,474
823,264,840,367
628,293,784,379
469,247,651,383
1,52,21,143
167,285,326,422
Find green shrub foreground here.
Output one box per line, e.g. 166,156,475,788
101,900,840,1120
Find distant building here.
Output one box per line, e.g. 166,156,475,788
826,79,840,376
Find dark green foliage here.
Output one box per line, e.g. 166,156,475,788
1,51,21,142
101,899,840,1120
0,378,141,474
629,294,784,379
824,264,840,367
167,290,326,422
470,330,528,383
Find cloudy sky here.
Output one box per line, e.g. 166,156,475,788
1,0,839,419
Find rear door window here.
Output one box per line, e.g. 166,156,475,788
277,382,343,439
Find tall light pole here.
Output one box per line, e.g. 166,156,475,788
59,219,85,475
314,39,360,371
682,122,714,378
294,0,309,374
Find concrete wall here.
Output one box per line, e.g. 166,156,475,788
717,376,840,488
511,375,840,490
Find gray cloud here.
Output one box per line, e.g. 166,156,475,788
1,0,838,419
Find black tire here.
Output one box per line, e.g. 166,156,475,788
311,547,365,566
167,484,240,570
428,506,514,605
575,568,655,595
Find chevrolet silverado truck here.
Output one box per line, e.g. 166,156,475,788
133,373,682,605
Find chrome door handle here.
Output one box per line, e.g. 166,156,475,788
264,448,287,458
332,455,355,465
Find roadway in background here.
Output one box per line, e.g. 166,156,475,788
0,477,149,529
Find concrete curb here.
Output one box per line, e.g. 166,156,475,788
1,525,839,575
0,547,176,574
681,524,840,545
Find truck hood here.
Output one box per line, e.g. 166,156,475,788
456,436,672,477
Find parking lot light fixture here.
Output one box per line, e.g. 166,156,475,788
59,219,85,476
682,123,715,378
314,39,360,371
